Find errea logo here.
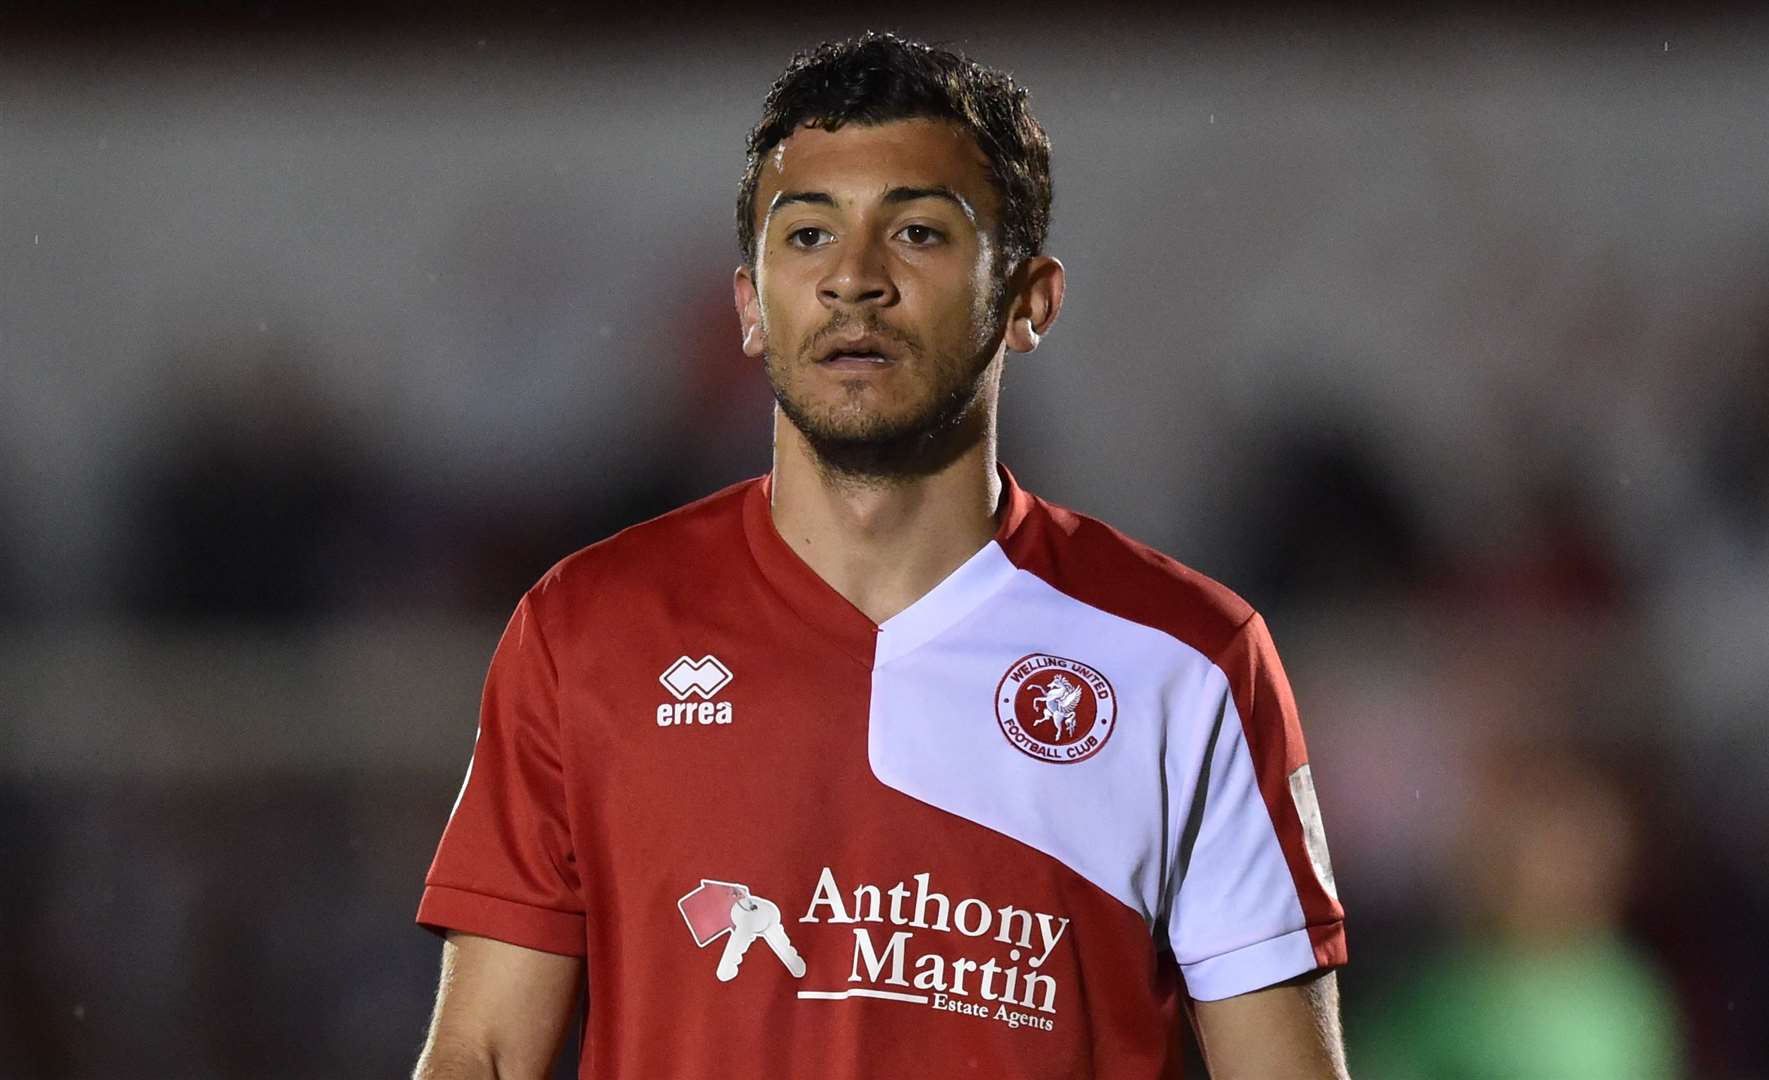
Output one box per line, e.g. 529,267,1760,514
657,655,734,727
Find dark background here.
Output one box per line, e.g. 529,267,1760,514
3,5,1765,1077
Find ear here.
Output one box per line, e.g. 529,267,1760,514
734,264,766,358
1002,255,1066,355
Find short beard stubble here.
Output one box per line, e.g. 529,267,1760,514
764,300,1006,488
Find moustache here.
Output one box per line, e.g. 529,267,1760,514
798,316,923,361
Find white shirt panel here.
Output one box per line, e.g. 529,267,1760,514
869,551,1319,1000
869,560,1217,923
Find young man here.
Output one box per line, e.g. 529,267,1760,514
413,33,1348,1080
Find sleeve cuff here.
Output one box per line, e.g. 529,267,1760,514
1180,922,1345,1001
417,883,586,957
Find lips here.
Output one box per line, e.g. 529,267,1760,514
816,334,898,365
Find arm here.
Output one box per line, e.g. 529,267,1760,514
1192,969,1349,1080
415,594,586,1077
413,931,582,1080
1168,614,1349,1073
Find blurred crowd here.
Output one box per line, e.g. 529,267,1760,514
3,12,1767,1079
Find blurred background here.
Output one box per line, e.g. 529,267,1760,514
3,4,1766,1077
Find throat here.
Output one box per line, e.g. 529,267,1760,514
768,417,1004,625
800,532,992,626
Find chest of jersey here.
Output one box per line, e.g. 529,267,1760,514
419,477,1344,1079
548,544,1220,1078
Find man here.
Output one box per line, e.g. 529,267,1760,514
413,33,1348,1080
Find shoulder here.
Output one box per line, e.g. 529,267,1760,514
1000,488,1257,665
520,477,759,627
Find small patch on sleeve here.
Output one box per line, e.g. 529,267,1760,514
1287,763,1338,902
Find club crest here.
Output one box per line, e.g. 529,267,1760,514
994,653,1116,764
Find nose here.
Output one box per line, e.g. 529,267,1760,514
817,233,898,309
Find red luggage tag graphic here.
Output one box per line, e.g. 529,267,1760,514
677,879,750,947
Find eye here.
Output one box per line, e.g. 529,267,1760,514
786,226,831,248
896,224,943,246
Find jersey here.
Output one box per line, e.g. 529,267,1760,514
417,467,1346,1079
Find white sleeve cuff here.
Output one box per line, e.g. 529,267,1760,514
1180,925,1321,1002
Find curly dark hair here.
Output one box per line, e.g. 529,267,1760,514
736,32,1052,274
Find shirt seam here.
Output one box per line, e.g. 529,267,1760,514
423,880,587,918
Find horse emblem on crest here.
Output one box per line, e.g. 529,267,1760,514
1026,674,1085,739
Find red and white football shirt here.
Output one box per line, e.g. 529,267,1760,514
418,468,1345,1078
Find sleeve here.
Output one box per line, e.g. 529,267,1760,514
416,593,586,956
1165,612,1345,1001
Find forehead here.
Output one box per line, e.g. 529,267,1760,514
757,118,997,217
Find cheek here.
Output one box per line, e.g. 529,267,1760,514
905,269,989,340
756,270,811,331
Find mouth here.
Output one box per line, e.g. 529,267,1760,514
816,334,899,369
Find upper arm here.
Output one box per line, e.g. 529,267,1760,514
414,931,582,1080
1192,969,1349,1080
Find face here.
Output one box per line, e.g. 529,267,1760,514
734,119,1013,457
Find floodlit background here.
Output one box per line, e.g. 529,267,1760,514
3,6,1766,1078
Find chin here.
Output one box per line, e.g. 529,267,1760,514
799,412,924,448
782,385,924,441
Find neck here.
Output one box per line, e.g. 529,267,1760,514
767,400,1002,625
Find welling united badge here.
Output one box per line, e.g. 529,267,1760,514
995,653,1117,764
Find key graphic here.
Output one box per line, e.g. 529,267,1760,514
716,894,806,981
715,896,773,981
679,880,806,982
756,904,807,978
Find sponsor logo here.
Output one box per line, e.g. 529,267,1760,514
676,868,1067,1032
994,653,1116,763
678,878,806,982
657,655,734,726
795,866,1063,1033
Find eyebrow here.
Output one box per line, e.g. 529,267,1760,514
882,185,977,222
764,185,978,231
768,190,837,216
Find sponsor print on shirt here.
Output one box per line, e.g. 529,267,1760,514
677,879,806,981
673,868,1067,1033
994,653,1117,764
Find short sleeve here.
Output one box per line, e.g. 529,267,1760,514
1166,613,1345,1000
416,594,586,956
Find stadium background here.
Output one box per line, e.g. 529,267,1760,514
2,5,1765,1077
